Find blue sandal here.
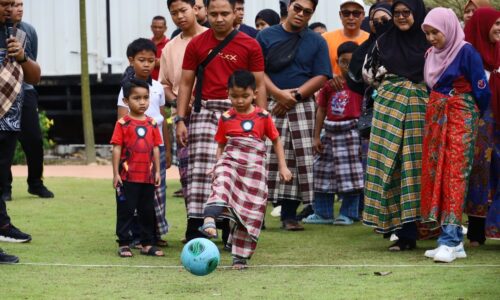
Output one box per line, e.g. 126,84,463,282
198,222,218,239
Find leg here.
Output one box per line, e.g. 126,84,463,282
116,182,139,247
185,218,204,241
433,225,466,263
389,222,417,251
337,192,361,224
200,206,224,238
303,192,334,224
467,216,486,246
231,224,256,269
280,199,303,230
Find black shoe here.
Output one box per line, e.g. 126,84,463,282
28,185,54,198
388,239,416,251
1,190,12,202
296,205,314,221
0,248,19,264
0,224,32,243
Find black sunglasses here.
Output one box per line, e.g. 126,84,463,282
340,10,364,18
393,10,411,18
292,4,314,17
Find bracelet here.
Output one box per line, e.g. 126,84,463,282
174,115,186,124
16,53,28,64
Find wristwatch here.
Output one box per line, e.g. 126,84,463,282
16,53,28,64
174,115,186,124
294,91,303,102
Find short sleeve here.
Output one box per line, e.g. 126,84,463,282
265,116,280,141
182,39,199,71
312,37,333,79
248,40,265,72
110,122,123,145
117,88,126,107
214,117,227,144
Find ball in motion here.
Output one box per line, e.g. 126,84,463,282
181,238,220,276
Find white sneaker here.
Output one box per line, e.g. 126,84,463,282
390,234,399,242
270,206,281,217
433,245,457,263
424,243,467,259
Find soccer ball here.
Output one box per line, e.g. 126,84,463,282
181,238,220,276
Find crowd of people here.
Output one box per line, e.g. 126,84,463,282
1,0,498,268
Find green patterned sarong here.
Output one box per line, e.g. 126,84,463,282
363,75,428,233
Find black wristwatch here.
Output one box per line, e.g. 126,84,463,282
16,53,28,64
294,91,303,102
174,115,186,124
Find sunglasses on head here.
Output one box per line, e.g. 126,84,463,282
393,10,411,18
292,4,314,17
340,10,364,18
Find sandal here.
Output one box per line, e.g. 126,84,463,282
156,239,169,247
140,246,164,257
388,239,416,251
198,221,218,239
118,246,133,258
232,257,248,270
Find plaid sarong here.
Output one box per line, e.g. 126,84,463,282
267,98,315,203
186,99,231,218
153,146,168,235
363,75,428,233
314,119,364,194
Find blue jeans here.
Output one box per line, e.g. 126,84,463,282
313,192,360,220
339,193,360,221
437,225,463,247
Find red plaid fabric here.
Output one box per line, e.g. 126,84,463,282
314,119,364,194
267,98,315,204
186,99,231,218
230,224,258,259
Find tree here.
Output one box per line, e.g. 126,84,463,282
79,0,97,164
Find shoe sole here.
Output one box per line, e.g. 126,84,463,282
0,258,19,264
425,250,466,259
302,221,333,225
0,235,32,243
434,256,456,263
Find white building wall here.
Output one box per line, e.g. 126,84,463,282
22,0,365,76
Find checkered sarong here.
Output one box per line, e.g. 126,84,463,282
363,75,428,233
267,99,315,203
153,146,168,235
314,119,364,194
186,99,231,218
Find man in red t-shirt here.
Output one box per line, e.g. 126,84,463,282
174,0,266,244
150,16,168,80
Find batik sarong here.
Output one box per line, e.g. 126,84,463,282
267,98,315,204
206,137,268,258
186,99,231,218
314,119,364,194
363,75,428,233
420,92,479,226
486,130,500,239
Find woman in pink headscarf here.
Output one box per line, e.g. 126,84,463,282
420,7,491,263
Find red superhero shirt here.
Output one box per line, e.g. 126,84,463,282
214,107,280,144
110,115,162,184
317,82,363,121
182,29,264,100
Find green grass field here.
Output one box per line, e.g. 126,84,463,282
2,177,500,299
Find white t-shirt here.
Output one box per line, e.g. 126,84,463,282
117,79,166,145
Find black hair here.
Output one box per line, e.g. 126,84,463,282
206,0,237,9
167,0,195,9
235,0,244,3
152,15,167,24
290,0,318,11
126,38,157,58
227,70,256,90
309,22,326,31
337,41,358,58
122,78,150,99
280,1,288,18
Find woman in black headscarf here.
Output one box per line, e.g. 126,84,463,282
362,0,430,251
255,9,280,31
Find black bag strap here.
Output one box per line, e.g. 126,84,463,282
193,29,239,113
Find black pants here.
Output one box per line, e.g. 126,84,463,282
185,217,230,244
4,89,44,191
280,199,300,221
116,181,156,247
0,131,18,227
396,221,417,241
467,216,486,244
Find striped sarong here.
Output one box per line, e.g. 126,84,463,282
206,137,268,258
314,119,364,194
363,75,428,233
186,99,231,218
153,146,168,235
267,98,315,204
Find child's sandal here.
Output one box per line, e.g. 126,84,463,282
198,221,218,239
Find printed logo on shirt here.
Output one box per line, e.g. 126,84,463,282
477,79,486,90
331,90,349,116
218,51,238,63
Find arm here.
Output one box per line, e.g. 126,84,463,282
253,71,267,109
264,74,296,116
463,47,491,116
297,75,329,99
175,69,196,147
112,145,123,188
159,106,172,168
272,138,292,182
7,36,41,84
314,105,326,154
216,143,225,160
117,107,128,119
153,146,161,186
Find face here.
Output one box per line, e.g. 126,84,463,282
128,50,156,80
195,0,207,23
287,0,315,30
207,0,236,35
463,3,476,24
423,24,446,49
490,18,500,43
255,18,269,31
124,87,150,116
370,10,391,33
169,1,198,31
11,0,21,23
151,19,167,39
393,3,414,31
0,0,14,23
312,26,326,34
339,3,364,31
229,86,255,114
338,52,353,78
234,2,244,25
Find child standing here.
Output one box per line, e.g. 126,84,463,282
420,8,491,263
199,70,292,269
111,79,164,257
303,41,364,226
118,38,171,247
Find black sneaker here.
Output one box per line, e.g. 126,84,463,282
28,185,54,198
0,224,32,243
1,189,12,202
0,248,19,264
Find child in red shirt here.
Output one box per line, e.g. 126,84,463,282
111,79,163,257
199,70,292,269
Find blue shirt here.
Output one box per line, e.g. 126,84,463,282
257,25,332,89
432,44,491,115
239,24,258,39
17,21,37,91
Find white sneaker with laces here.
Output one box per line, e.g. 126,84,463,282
424,242,467,259
433,245,457,263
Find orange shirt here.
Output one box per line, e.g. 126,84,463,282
322,29,369,76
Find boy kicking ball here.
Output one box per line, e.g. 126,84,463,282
111,79,164,258
199,70,292,269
